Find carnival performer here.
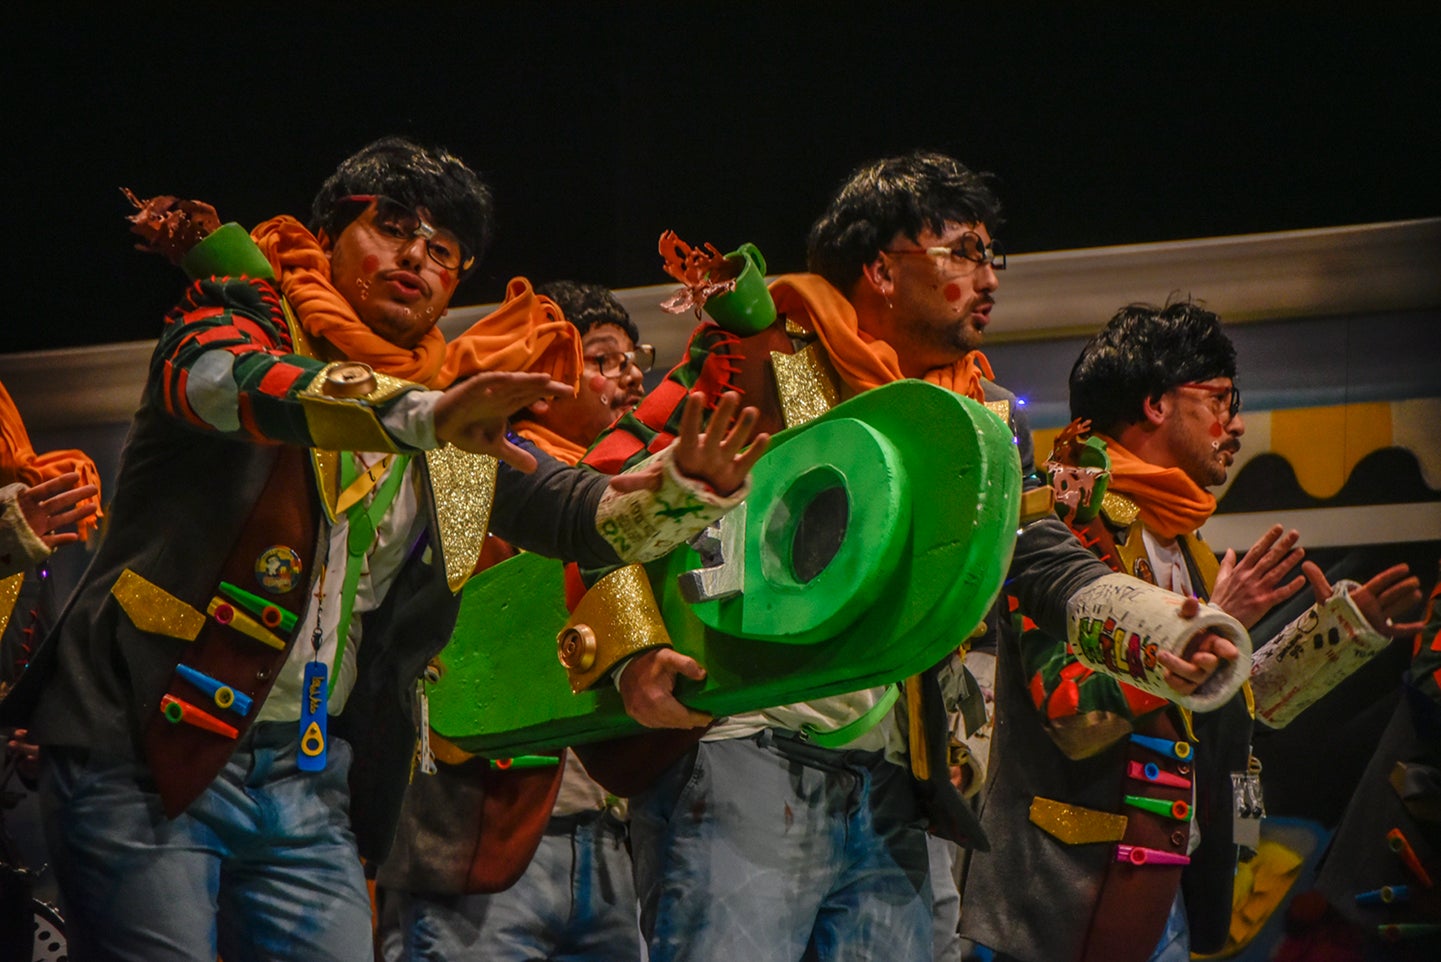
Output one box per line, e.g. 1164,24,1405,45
576,151,1250,962
961,302,1423,962
0,137,765,962
377,280,651,961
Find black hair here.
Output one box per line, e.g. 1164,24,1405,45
536,280,640,345
1069,300,1238,436
806,150,1003,293
309,136,494,272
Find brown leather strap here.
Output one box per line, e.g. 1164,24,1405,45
143,445,318,816
1080,711,1193,962
464,758,566,893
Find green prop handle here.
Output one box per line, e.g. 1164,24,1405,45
703,242,777,336
181,222,275,282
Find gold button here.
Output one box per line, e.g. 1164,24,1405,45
557,625,597,672
323,362,378,398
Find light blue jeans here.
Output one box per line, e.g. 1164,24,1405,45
389,809,640,961
630,731,932,962
39,723,373,962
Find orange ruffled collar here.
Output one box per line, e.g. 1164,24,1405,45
767,273,993,402
1098,435,1217,540
250,216,581,390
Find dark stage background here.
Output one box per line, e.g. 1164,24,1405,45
7,3,1439,353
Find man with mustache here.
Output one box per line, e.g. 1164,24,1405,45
578,153,1252,962
962,301,1422,962
378,280,653,961
1,138,764,962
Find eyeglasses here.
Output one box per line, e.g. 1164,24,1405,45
584,344,655,378
337,194,474,272
1176,381,1241,420
882,231,1006,270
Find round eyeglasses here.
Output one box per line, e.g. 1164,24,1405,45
338,194,474,272
584,344,655,378
882,230,1006,270
1176,381,1241,420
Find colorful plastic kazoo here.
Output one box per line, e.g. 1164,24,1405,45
218,580,297,633
1127,760,1192,789
1387,828,1435,888
174,664,252,716
208,596,286,651
1128,733,1193,761
1355,885,1411,906
1116,844,1191,867
1124,794,1192,821
1378,923,1441,942
489,755,561,770
160,693,239,739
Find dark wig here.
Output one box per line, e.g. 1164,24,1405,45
309,136,495,272
1069,300,1238,437
536,280,639,344
806,150,1002,293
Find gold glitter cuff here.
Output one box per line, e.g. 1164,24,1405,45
771,342,841,429
298,362,418,452
424,445,498,592
111,569,205,641
560,564,673,693
1029,796,1129,844
984,399,1011,424
0,572,23,639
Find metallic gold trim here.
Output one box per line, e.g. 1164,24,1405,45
984,399,1012,424
771,343,841,428
1018,486,1057,525
1100,491,1141,528
563,564,673,693
298,363,414,453
423,445,498,593
0,572,23,639
111,569,205,641
1029,796,1129,844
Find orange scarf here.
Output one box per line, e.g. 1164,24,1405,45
515,422,588,468
0,379,103,540
768,273,993,402
250,217,581,389
1098,435,1217,540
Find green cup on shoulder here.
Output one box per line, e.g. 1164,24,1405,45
704,242,777,336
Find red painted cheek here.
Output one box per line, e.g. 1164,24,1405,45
1209,421,1225,438
439,269,455,290
361,254,381,273
943,283,963,302
585,374,611,393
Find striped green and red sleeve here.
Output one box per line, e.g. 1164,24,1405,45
1407,577,1441,703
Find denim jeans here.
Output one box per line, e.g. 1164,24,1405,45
390,809,640,961
630,731,932,962
39,723,373,962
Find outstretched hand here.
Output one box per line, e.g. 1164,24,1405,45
1209,524,1307,628
618,648,713,729
17,471,99,548
1303,561,1425,638
607,391,770,497
1157,596,1242,696
433,371,575,471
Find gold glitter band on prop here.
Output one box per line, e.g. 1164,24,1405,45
424,445,498,593
111,569,205,641
298,362,417,453
1029,796,1129,844
561,563,673,693
984,399,1011,424
771,343,842,429
1018,486,1057,525
0,572,23,638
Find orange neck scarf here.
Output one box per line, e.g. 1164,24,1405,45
0,379,103,540
1098,434,1217,540
515,422,588,468
250,217,581,389
768,273,993,402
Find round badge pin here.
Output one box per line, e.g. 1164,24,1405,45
255,545,303,595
